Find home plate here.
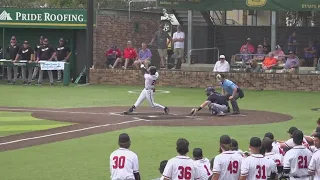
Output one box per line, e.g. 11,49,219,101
148,115,159,118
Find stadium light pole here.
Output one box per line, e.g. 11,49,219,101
86,0,94,84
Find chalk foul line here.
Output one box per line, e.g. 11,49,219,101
0,107,110,115
0,119,143,146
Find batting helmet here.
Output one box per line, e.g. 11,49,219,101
149,66,157,75
205,86,215,96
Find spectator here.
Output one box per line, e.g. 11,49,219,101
32,36,44,81
14,40,34,85
262,52,278,70
308,133,320,179
151,160,168,180
311,118,320,137
213,55,230,72
273,45,285,62
264,132,284,155
240,38,255,54
303,40,317,67
172,25,185,69
239,45,252,64
193,148,212,180
283,51,299,74
262,37,271,54
6,36,20,85
36,38,55,86
106,45,121,69
248,45,265,72
133,42,152,69
288,30,298,54
262,137,283,167
55,38,71,82
112,41,137,70
150,24,172,69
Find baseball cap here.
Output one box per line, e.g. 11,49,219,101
127,41,132,44
231,139,238,149
118,133,130,143
317,118,320,124
262,137,273,149
264,132,274,140
23,41,29,44
258,44,263,48
292,130,304,143
247,37,252,41
193,148,203,158
220,135,231,144
159,160,168,173
59,38,65,42
287,127,298,134
250,137,262,148
219,55,225,59
288,51,294,54
275,45,281,49
316,127,320,133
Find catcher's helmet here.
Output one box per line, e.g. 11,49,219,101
205,86,215,96
149,66,157,75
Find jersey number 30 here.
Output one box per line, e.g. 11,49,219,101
178,166,191,179
112,156,126,169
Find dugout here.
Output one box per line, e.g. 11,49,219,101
0,8,88,80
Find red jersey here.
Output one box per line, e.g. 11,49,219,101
123,48,137,59
106,48,121,58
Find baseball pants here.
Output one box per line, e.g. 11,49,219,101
21,67,33,82
32,67,39,79
7,66,18,82
230,92,240,112
57,70,63,80
209,103,228,115
38,70,53,84
134,88,165,109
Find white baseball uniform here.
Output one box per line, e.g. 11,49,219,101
110,148,139,180
212,151,244,180
272,141,284,155
240,154,278,180
133,72,165,109
308,149,320,180
284,138,310,149
264,152,284,166
193,158,212,180
162,155,200,180
283,145,313,180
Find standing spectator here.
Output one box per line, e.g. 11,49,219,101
303,40,317,67
112,41,137,70
162,138,200,180
133,42,152,69
283,51,299,74
283,130,312,179
151,160,168,180
193,148,212,180
106,45,121,69
36,38,55,86
262,53,278,70
262,38,271,54
212,135,243,180
6,36,20,84
172,25,185,69
273,45,286,62
288,30,298,54
308,133,320,179
109,133,140,180
213,55,230,72
55,38,71,82
240,38,255,54
32,36,43,80
150,24,172,69
14,41,34,85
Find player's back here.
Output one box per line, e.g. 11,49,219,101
162,156,199,180
265,152,283,166
212,151,244,180
271,141,284,155
193,158,212,180
241,154,277,180
110,148,139,180
308,150,320,180
283,145,312,179
144,74,158,89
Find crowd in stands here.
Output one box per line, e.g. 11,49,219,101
110,118,320,180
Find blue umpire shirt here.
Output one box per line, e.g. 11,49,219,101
220,79,238,95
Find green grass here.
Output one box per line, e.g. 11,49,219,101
0,112,71,136
0,84,319,180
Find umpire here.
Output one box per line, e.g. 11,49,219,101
216,74,244,114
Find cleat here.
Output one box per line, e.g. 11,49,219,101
123,107,134,115
50,83,54,86
35,83,42,86
23,81,27,85
217,111,225,116
57,79,62,83
28,82,32,85
164,107,169,114
232,111,240,115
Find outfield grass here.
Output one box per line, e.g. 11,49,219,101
0,84,319,180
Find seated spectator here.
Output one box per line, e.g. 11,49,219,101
247,45,265,72
311,118,320,137
262,52,278,70
112,41,137,69
106,45,121,69
262,37,271,54
304,40,317,67
213,55,230,72
283,51,299,74
240,37,255,54
272,45,285,63
133,42,152,69
239,45,252,64
151,160,168,180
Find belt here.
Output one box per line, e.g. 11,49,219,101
292,175,310,178
145,88,154,90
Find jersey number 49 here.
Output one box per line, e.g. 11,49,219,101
227,161,239,174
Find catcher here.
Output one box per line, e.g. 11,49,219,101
189,86,230,116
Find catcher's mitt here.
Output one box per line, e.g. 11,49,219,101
189,108,198,116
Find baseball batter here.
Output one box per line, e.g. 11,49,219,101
212,135,244,180
162,138,200,180
283,130,312,180
240,137,278,180
189,87,230,116
109,133,140,180
124,64,169,114
308,133,320,180
192,148,212,180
